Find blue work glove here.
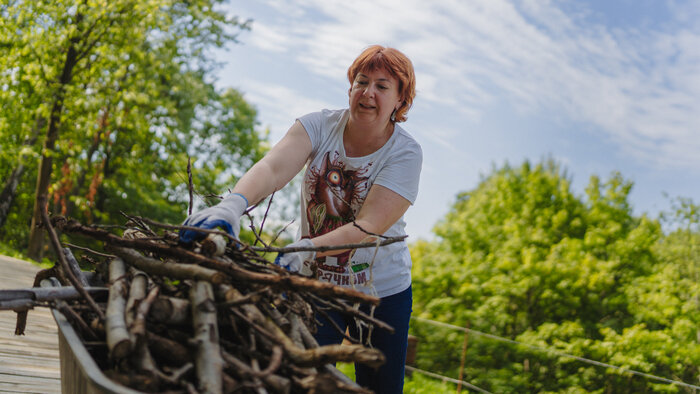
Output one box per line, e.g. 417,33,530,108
179,193,248,244
274,239,316,273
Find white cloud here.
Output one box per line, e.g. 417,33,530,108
240,81,332,142
246,22,293,52
242,0,700,170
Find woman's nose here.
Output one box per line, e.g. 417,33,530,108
362,85,374,97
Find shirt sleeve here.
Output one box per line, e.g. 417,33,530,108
297,111,324,156
373,138,423,204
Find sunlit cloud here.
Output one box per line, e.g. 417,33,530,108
248,0,700,170
240,81,332,142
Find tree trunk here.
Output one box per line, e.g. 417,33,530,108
65,108,109,218
0,116,45,228
26,43,79,261
0,166,25,229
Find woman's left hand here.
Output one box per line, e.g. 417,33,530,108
274,239,316,272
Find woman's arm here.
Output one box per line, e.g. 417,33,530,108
311,184,412,257
233,120,312,205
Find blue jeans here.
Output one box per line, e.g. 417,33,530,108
314,286,412,394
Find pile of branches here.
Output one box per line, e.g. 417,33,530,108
14,205,404,394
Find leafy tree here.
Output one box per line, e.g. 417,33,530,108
0,0,268,257
410,160,698,393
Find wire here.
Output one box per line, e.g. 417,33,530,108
411,316,700,391
405,366,492,394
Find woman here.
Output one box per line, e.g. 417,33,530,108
181,45,422,393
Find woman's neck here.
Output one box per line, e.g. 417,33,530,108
343,117,394,157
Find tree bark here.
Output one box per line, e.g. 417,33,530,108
106,257,132,360
191,281,223,394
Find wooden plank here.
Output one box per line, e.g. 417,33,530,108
0,365,60,380
0,373,61,394
0,255,60,392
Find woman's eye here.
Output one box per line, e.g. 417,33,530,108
378,85,387,90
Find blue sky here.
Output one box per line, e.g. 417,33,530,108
213,0,700,241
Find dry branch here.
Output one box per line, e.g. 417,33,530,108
0,286,107,309
41,201,104,320
56,217,379,305
108,245,226,284
27,214,398,393
62,247,89,287
202,233,227,256
149,295,191,325
106,257,131,360
223,285,385,368
125,268,148,331
222,349,291,394
191,281,223,393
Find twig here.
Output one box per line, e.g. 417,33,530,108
251,235,407,254
226,287,385,367
119,212,157,237
254,190,276,248
62,248,89,287
307,292,395,333
312,305,359,344
54,300,99,341
113,215,406,255
39,197,105,320
63,242,115,258
219,287,269,308
122,216,239,244
55,218,380,305
187,157,193,216
248,330,269,394
269,219,295,247
221,349,290,393
132,285,159,340
352,221,389,239
246,212,269,248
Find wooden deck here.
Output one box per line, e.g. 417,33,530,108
0,254,61,393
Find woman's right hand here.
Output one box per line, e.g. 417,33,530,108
178,193,248,243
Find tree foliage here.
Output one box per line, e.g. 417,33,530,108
410,160,699,393
0,0,267,255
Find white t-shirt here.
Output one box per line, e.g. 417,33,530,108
297,108,423,297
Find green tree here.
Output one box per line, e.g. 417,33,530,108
410,160,697,392
0,1,267,256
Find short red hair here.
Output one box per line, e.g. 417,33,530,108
347,45,416,123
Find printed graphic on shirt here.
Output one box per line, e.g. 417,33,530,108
305,151,372,284
317,264,370,286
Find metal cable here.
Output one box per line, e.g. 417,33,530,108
411,316,700,391
404,366,492,393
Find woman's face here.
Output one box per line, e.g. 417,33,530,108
348,68,401,126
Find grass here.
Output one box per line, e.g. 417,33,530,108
337,363,458,393
0,242,53,268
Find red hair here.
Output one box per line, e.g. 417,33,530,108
347,45,416,123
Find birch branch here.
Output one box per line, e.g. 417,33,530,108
191,281,223,394
106,257,131,360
